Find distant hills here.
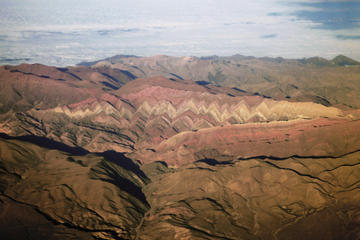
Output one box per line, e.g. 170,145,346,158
299,55,360,67
79,54,360,109
79,54,360,67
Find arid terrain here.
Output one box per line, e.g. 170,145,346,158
1,55,360,240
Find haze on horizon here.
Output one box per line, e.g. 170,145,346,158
0,0,359,66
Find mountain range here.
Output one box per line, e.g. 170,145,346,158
1,54,360,240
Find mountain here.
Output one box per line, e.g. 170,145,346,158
1,67,351,155
299,55,360,67
80,54,360,109
331,55,360,66
1,55,360,239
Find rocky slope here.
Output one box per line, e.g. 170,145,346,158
1,133,360,239
0,135,149,240
139,150,360,240
1,58,360,239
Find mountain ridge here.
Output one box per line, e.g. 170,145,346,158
78,54,360,109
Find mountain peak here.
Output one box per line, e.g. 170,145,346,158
332,55,360,66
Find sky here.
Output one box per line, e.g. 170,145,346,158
0,0,359,66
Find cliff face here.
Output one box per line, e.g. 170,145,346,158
1,58,360,239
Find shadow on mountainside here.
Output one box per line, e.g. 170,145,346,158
0,133,148,180
90,159,150,206
96,150,148,181
196,158,233,166
0,133,89,155
0,132,150,207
